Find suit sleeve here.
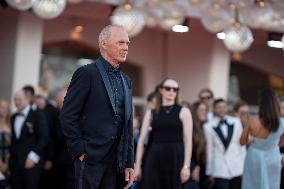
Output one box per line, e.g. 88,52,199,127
204,124,214,176
126,80,134,168
60,66,91,159
33,110,49,155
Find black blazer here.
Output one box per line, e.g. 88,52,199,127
9,108,49,169
60,57,134,171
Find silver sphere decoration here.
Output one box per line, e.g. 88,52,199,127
239,1,274,28
6,0,35,10
201,2,233,33
111,3,146,37
33,0,66,19
156,2,185,30
223,23,254,52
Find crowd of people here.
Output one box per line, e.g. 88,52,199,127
0,82,283,189
0,24,284,189
132,82,284,189
0,85,73,189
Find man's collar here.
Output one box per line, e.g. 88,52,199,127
20,105,31,117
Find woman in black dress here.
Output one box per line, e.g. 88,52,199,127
135,78,193,189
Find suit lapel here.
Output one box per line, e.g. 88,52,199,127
120,73,131,123
225,124,234,149
96,59,116,113
213,126,227,150
19,110,33,140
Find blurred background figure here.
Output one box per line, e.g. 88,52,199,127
146,91,157,110
198,89,214,121
233,100,249,127
135,78,193,189
22,85,36,109
204,98,246,189
280,97,284,118
190,101,208,189
0,100,11,189
240,89,284,189
9,90,48,189
35,94,58,189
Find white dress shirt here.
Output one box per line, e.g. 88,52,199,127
14,105,31,139
14,105,40,164
220,122,228,138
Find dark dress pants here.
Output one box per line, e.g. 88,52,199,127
11,166,41,189
215,176,242,189
74,141,126,189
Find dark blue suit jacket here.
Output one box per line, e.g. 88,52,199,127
60,57,134,171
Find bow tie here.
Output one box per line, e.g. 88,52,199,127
15,112,25,117
218,119,228,126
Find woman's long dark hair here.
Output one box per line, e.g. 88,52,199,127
258,89,281,132
191,101,207,163
155,78,179,113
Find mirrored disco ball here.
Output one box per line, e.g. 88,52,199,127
201,2,233,33
111,3,146,37
239,1,273,29
223,23,254,52
6,0,35,10
33,0,66,19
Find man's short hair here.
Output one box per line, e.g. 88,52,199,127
147,91,157,102
233,100,248,112
98,25,124,50
22,85,35,97
214,98,226,107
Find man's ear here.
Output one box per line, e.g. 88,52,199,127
101,40,108,50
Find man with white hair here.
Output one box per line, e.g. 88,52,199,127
60,25,134,189
9,90,48,189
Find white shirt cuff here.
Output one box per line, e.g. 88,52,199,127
28,151,40,164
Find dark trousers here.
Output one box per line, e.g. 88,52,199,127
74,141,125,189
11,166,41,189
54,164,75,189
215,176,241,189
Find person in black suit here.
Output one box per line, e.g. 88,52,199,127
60,25,134,189
9,90,49,189
35,94,58,189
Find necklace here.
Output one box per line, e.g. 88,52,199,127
163,105,174,114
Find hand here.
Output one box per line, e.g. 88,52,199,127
0,160,7,172
208,176,215,188
180,166,190,184
44,160,53,170
134,164,142,181
191,166,200,182
124,168,134,189
25,158,35,169
79,154,85,162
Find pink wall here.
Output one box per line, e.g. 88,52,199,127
42,15,284,102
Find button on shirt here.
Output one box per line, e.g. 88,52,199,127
101,57,125,125
14,105,40,164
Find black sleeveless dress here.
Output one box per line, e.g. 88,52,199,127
142,104,185,189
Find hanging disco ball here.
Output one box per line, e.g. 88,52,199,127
33,0,66,19
239,1,274,29
223,23,254,52
6,0,35,10
201,2,233,33
157,1,185,30
111,3,146,37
